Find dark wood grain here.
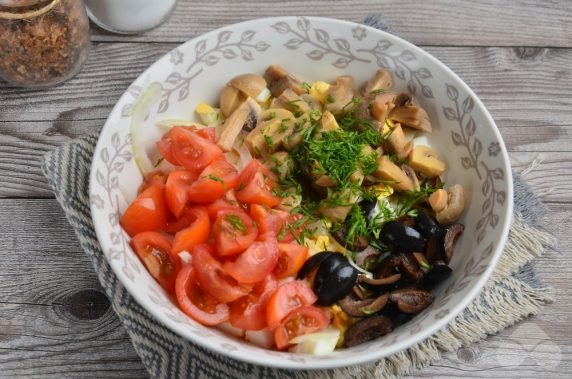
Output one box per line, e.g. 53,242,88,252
0,199,568,377
89,0,572,47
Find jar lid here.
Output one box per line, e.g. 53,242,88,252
0,0,59,19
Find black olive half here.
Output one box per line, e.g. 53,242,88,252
296,251,333,279
298,252,358,306
313,254,358,306
378,221,427,253
414,210,444,239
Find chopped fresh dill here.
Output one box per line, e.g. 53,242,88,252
326,94,335,104
154,157,164,168
207,174,226,188
370,88,386,96
279,121,290,133
301,81,311,92
224,214,246,233
267,111,277,120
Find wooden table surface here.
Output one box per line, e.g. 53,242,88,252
1,1,571,377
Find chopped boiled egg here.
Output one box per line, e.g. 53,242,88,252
255,87,272,103
288,326,340,354
304,234,346,256
310,81,331,104
195,101,222,126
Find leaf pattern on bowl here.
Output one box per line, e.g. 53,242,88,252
272,17,434,98
444,84,506,243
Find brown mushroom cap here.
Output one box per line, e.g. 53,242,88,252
443,223,465,263
344,315,393,347
339,292,389,317
219,85,246,118
229,73,267,99
358,273,402,286
390,288,434,314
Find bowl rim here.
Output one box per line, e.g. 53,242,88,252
89,16,514,370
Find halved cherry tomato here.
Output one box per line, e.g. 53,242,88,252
172,206,210,254
165,170,198,217
193,127,216,143
278,214,307,243
163,216,192,235
171,126,222,172
223,233,280,284
138,170,168,194
192,244,252,303
229,275,278,331
274,306,330,349
235,160,281,207
156,129,181,166
187,158,239,204
266,280,317,329
206,198,239,220
131,232,180,294
250,204,289,236
212,209,257,257
121,184,169,237
175,264,229,326
273,243,309,280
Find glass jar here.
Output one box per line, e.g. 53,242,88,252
0,0,90,88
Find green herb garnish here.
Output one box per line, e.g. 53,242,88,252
225,214,246,233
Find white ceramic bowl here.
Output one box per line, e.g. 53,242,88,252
89,17,513,370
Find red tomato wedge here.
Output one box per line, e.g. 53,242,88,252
266,280,317,329
175,264,229,326
193,127,217,143
212,209,257,257
138,170,168,194
171,126,223,172
229,275,278,331
156,129,181,166
250,204,289,236
223,234,280,284
206,198,239,220
187,158,239,204
273,243,309,280
278,214,307,243
165,170,198,217
121,184,169,237
235,160,281,207
192,244,252,303
172,206,210,254
131,232,180,294
274,306,330,350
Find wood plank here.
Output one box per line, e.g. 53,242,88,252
88,0,572,47
0,198,568,377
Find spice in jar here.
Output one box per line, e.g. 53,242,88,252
0,0,90,88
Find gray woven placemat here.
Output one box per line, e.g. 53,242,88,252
41,16,554,379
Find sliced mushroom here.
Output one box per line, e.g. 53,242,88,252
355,245,382,269
398,253,424,283
344,315,393,347
424,235,445,264
300,94,323,112
401,164,420,192
390,288,434,314
389,105,432,132
374,155,415,192
217,97,261,151
325,76,355,114
408,146,446,178
219,85,246,118
396,140,414,161
352,285,366,300
384,121,405,155
362,69,393,95
339,293,390,317
443,223,464,263
435,184,466,224
317,110,340,135
273,88,311,115
229,73,268,100
428,188,448,212
267,151,296,179
371,92,397,122
245,110,296,157
265,65,306,97
358,273,402,286
376,254,403,278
